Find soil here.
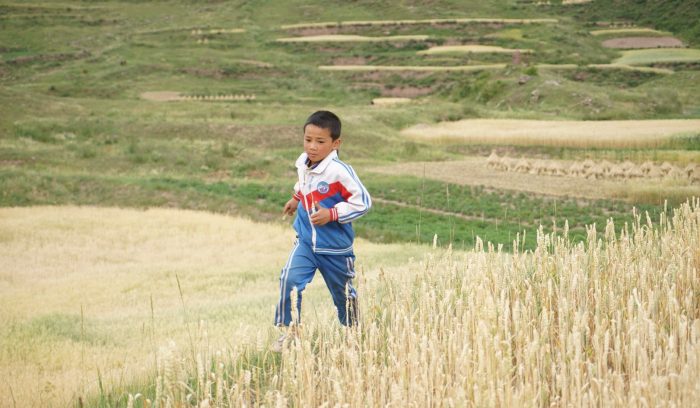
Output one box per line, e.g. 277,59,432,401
332,56,368,65
601,37,683,49
380,85,434,97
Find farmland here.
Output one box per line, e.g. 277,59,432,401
1,0,700,406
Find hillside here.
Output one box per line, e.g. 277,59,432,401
564,0,700,46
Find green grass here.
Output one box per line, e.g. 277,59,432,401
614,48,700,65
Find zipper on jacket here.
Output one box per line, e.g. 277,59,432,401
302,167,317,251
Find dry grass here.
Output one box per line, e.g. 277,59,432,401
590,28,670,36
586,64,674,74
132,199,700,406
417,45,533,55
281,18,558,30
0,206,415,407
371,97,413,106
275,34,429,42
401,119,700,149
190,28,245,35
319,64,507,72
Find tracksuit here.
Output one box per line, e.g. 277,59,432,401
275,150,371,326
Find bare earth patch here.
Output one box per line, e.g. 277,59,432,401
602,37,683,49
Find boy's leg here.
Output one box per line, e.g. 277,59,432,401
317,254,359,326
274,241,317,327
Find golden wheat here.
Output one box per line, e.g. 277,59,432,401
401,118,700,149
138,199,700,406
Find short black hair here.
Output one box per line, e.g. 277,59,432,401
304,110,341,140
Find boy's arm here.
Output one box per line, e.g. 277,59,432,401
330,164,372,224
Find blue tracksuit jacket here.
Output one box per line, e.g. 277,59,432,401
275,150,371,326
291,150,372,256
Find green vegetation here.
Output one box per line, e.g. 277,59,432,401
2,0,698,255
614,48,700,65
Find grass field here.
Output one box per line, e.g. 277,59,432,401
613,48,700,65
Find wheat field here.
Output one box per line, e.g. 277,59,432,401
401,119,700,149
132,199,700,406
2,201,699,406
0,206,417,406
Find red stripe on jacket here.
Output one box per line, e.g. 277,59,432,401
299,181,352,210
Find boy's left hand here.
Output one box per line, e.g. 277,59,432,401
310,202,332,226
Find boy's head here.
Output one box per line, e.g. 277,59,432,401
303,110,342,164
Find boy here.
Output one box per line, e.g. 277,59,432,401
274,110,371,344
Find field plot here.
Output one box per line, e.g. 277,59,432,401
281,18,558,30
590,28,671,37
614,48,700,65
275,34,429,42
417,45,533,54
401,119,700,148
98,200,700,406
601,36,683,49
0,206,415,407
140,92,256,102
319,64,507,72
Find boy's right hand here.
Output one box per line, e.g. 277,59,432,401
282,198,299,218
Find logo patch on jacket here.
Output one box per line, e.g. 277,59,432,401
317,181,330,194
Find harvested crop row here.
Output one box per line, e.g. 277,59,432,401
140,92,256,102
487,152,700,184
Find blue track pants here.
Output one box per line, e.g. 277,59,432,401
274,240,358,326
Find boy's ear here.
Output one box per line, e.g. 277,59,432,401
333,138,342,150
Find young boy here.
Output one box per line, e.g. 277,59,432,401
274,110,371,339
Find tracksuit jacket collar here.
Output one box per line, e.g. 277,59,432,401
295,150,338,174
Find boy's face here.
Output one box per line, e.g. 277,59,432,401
304,124,341,164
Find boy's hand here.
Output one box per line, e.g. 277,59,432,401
282,198,299,218
310,201,332,226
